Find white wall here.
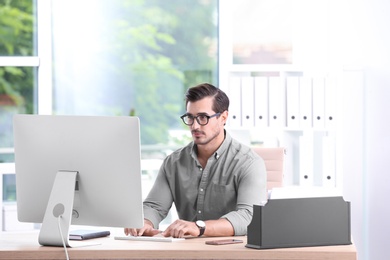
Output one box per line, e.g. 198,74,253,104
365,70,390,260
340,0,390,259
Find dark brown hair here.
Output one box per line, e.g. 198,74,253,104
185,83,229,113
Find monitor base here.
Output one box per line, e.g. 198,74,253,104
38,171,77,247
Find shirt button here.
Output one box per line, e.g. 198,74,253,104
198,210,202,214
200,167,203,171
200,188,204,192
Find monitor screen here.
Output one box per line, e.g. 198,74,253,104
13,115,144,246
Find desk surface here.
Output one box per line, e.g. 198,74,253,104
0,231,357,260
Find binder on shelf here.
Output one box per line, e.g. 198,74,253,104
312,77,325,129
325,76,337,129
268,77,286,128
246,197,351,249
322,135,336,187
254,76,269,128
299,77,312,129
286,77,300,129
227,77,241,127
240,77,255,128
299,133,313,186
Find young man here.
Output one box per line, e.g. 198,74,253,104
125,83,267,238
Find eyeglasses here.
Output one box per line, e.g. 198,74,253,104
180,112,221,126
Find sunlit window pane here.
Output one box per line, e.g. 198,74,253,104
0,0,36,56
2,174,16,202
51,0,219,145
0,66,37,163
0,0,36,164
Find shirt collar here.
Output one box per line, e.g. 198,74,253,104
190,130,231,160
215,130,231,159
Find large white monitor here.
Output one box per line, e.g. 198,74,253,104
13,115,144,247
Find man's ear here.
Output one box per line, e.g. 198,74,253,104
221,110,228,125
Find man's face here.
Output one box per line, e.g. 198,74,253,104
185,97,227,146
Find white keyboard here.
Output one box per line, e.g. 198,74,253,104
114,235,185,242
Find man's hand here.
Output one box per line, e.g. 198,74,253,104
162,219,200,238
124,219,160,236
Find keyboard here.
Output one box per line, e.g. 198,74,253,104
114,235,185,242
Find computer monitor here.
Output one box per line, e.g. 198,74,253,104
13,115,144,247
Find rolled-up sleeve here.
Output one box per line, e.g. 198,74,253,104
221,153,267,235
143,165,174,229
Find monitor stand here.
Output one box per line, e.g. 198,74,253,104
38,171,98,247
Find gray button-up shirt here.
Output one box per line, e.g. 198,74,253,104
143,132,267,236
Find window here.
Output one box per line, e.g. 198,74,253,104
51,0,219,147
0,1,37,164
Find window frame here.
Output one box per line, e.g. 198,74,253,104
0,0,51,231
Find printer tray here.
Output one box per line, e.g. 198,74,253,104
246,196,351,249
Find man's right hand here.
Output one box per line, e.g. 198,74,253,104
124,219,160,236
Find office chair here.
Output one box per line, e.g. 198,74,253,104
252,147,285,191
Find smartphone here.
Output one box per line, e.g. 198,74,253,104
205,239,243,245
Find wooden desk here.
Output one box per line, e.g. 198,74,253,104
0,231,357,260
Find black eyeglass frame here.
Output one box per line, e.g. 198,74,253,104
180,112,221,126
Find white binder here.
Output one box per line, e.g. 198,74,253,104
268,77,286,128
241,77,255,128
254,77,269,128
325,76,337,130
322,135,336,187
312,77,325,129
299,77,312,129
286,77,300,129
299,133,313,186
228,77,242,127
